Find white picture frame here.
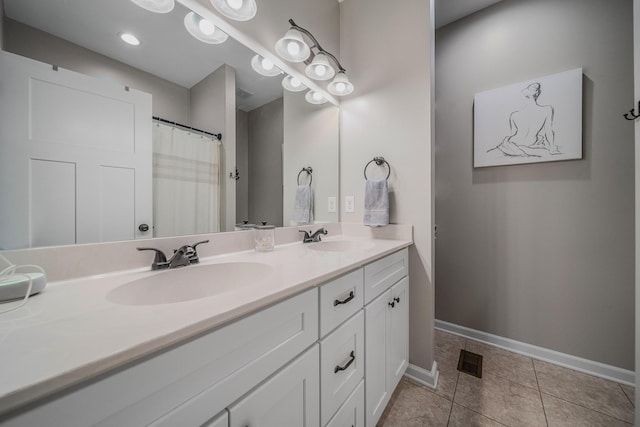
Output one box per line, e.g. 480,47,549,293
473,68,583,168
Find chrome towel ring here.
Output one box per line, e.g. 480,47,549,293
364,157,391,180
297,166,313,185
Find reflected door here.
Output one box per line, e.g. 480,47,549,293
0,51,152,249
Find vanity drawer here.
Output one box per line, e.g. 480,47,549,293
325,380,364,427
4,289,318,427
363,248,408,304
319,269,364,337
320,310,364,426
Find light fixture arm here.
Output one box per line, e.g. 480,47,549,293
288,19,346,73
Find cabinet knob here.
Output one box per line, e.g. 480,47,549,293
138,223,150,232
388,301,395,308
394,296,400,303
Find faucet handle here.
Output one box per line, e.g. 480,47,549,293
188,240,210,264
137,247,168,270
299,230,313,243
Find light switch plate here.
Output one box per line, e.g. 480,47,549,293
345,196,355,213
328,197,337,213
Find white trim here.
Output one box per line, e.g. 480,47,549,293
404,361,439,389
435,319,635,386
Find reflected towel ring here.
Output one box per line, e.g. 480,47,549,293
297,167,313,185
364,157,391,180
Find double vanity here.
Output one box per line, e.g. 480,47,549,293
0,224,412,427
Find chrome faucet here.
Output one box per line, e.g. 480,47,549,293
299,227,328,243
137,240,209,270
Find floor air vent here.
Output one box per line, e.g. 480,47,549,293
457,349,483,378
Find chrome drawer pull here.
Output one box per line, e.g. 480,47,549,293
334,351,356,373
334,291,355,306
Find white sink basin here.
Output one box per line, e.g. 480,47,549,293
307,240,375,252
107,262,273,306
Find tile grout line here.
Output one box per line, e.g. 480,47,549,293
619,384,635,408
534,360,634,424
532,357,550,427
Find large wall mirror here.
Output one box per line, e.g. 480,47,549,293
0,0,339,250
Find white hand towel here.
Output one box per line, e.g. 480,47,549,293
363,179,389,227
293,185,314,224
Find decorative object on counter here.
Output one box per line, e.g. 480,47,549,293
254,221,275,252
276,19,354,103
293,167,314,224
299,227,328,243
235,220,256,231
0,254,47,313
363,157,390,227
623,100,640,120
137,240,210,270
210,0,257,21
474,68,583,167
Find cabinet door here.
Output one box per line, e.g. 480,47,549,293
364,289,391,427
325,380,364,427
388,277,409,392
228,345,319,427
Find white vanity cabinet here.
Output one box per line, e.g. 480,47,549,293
364,249,409,427
0,247,410,427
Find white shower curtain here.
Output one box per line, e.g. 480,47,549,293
152,122,221,237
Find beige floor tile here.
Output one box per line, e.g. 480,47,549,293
464,340,538,390
448,403,507,427
534,360,634,424
435,329,466,358
620,384,635,407
377,377,452,427
542,393,633,427
433,359,460,401
454,372,546,427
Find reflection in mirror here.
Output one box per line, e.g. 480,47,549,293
0,0,339,250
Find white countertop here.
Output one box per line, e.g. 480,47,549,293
0,234,412,417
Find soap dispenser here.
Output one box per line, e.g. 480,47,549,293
254,221,275,252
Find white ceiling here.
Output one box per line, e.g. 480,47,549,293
3,0,504,111
3,0,285,112
435,0,504,29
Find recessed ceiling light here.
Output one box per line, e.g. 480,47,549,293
120,33,141,46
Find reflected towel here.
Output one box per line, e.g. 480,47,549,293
363,179,389,227
293,185,314,224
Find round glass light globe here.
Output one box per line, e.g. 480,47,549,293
287,42,300,56
290,77,301,88
198,19,216,35
315,65,326,77
261,58,274,70
226,0,243,10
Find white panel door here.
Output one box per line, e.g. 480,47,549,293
0,51,152,249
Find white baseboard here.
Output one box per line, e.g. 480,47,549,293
404,361,439,389
435,319,635,386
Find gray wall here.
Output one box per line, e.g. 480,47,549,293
3,19,189,122
340,0,435,371
0,0,5,50
190,64,236,232
283,90,339,226
236,109,249,223
435,0,634,369
248,97,283,227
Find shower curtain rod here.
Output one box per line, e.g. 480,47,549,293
153,116,222,141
